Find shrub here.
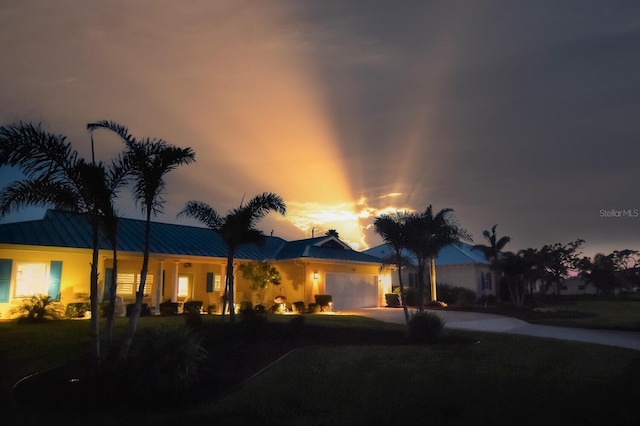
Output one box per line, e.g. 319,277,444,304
126,303,151,317
183,300,203,314
385,293,401,307
65,302,90,318
407,311,444,344
308,303,320,313
10,295,65,323
183,310,202,330
292,301,305,313
206,303,218,314
239,303,267,338
437,283,476,307
126,325,208,402
159,301,179,316
402,287,422,307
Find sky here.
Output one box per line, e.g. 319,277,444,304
1,0,639,257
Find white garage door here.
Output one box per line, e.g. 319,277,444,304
325,273,379,310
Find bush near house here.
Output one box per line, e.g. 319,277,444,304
437,283,476,307
65,302,90,318
407,311,444,343
10,295,65,323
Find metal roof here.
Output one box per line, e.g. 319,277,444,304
363,241,490,266
0,210,382,265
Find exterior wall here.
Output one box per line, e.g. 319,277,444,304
389,263,496,300
0,244,99,318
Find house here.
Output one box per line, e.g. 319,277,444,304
363,242,495,299
0,210,390,318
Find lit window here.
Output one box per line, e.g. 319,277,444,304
14,263,48,297
116,273,153,296
178,276,189,298
214,275,221,292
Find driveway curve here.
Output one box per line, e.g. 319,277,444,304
345,307,640,351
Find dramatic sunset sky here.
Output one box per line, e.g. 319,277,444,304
1,0,639,256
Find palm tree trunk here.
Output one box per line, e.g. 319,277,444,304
417,260,425,313
430,257,437,302
226,253,235,323
118,210,152,360
397,269,410,324
104,243,118,358
89,221,101,372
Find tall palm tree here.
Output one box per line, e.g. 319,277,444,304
474,224,511,302
0,122,128,370
405,206,471,309
373,211,411,323
88,121,196,360
179,193,286,323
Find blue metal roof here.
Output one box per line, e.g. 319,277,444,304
363,241,490,266
0,210,381,265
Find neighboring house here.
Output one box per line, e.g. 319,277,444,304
0,210,390,318
363,242,495,299
542,277,596,296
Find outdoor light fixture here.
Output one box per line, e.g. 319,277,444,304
313,272,319,279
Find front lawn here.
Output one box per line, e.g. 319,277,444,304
2,313,639,425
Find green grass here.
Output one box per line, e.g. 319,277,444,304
2,311,640,425
527,299,640,330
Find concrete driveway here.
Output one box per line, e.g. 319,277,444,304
345,307,640,351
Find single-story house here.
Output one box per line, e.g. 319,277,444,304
0,210,391,318
363,242,496,299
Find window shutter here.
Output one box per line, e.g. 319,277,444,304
206,272,214,293
48,261,63,301
0,259,12,303
104,268,113,299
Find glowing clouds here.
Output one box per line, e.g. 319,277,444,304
284,193,412,250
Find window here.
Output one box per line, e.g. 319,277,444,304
116,273,153,297
14,262,48,297
177,275,190,298
214,275,221,291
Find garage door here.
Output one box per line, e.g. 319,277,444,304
325,273,379,310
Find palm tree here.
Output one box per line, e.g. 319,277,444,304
373,211,412,323
179,193,286,323
474,225,511,302
0,122,128,370
88,121,196,360
405,206,471,309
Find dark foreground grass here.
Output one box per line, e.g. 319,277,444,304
2,315,640,425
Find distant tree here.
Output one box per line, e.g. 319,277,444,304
474,224,511,301
539,239,584,296
374,211,412,323
88,121,196,360
519,247,544,296
179,193,286,323
325,229,339,238
578,249,640,295
497,252,529,307
404,205,471,309
239,260,281,305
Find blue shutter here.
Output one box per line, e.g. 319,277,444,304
206,272,214,293
0,259,12,303
104,268,113,299
48,261,63,301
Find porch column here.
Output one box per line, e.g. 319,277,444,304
154,260,164,315
171,261,179,302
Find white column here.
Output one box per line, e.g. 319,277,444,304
154,260,164,315
171,261,179,302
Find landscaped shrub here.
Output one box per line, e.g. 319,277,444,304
292,301,305,313
385,293,401,307
65,302,90,318
10,295,65,323
308,302,320,313
402,287,422,307
126,303,151,317
206,303,218,314
437,283,476,307
407,311,444,344
159,301,179,316
126,325,208,402
315,294,332,311
183,300,203,314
